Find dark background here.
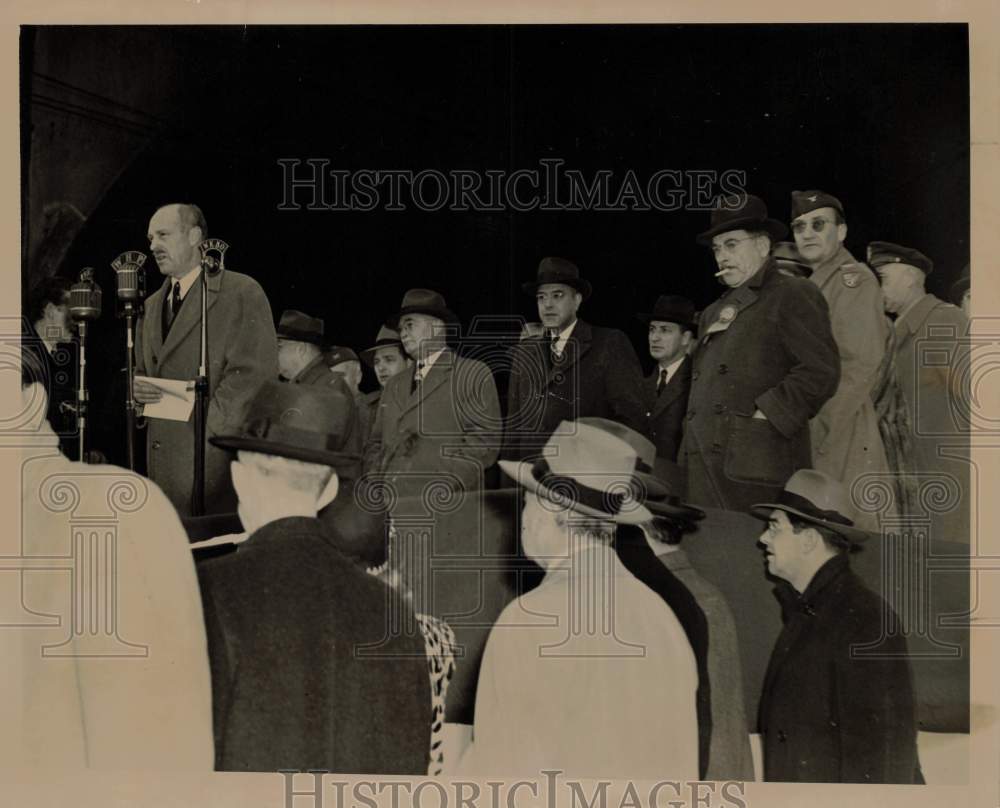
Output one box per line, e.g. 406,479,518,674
22,24,970,466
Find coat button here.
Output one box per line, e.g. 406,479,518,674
777,730,787,743
711,442,723,453
152,440,161,450
718,363,728,374
713,403,725,414
687,411,696,421
691,370,700,381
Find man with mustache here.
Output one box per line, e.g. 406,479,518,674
134,202,277,516
681,194,839,513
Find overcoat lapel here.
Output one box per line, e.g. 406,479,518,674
158,270,223,367
650,357,690,418
545,320,592,386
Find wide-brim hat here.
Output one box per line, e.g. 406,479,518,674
521,256,593,300
359,325,404,366
636,294,697,330
386,288,459,330
210,379,361,470
696,194,788,245
276,309,325,345
498,420,653,525
749,468,871,545
643,457,705,521
573,417,669,502
949,263,970,305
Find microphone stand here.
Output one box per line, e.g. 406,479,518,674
76,320,88,462
192,239,228,517
112,251,147,471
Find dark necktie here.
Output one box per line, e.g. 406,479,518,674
656,368,668,396
548,330,560,364
170,281,182,319
410,360,425,395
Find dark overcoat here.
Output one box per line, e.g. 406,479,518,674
644,356,692,462
504,319,648,460
759,555,922,783
681,259,839,512
135,269,278,516
197,516,431,773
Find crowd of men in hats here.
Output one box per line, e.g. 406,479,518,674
17,190,971,781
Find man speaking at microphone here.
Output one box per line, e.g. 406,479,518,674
134,203,277,517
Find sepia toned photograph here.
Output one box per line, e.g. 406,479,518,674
4,5,997,807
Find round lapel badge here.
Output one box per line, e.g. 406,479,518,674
719,305,737,324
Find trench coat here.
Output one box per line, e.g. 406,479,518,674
504,319,648,460
892,294,971,543
759,555,922,783
681,259,840,513
806,247,891,530
365,348,501,500
197,516,431,773
135,269,278,516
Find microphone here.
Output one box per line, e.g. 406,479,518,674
199,238,229,276
69,268,102,322
111,251,147,301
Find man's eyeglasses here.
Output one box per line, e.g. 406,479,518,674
791,218,832,235
710,237,755,256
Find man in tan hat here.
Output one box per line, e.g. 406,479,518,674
751,469,921,783
458,420,698,779
790,191,890,531
358,325,413,441
364,288,501,498
198,380,431,773
682,194,840,514
504,256,648,460
869,241,970,543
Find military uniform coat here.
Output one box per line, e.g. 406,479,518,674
365,348,501,499
644,356,691,462
504,319,648,460
135,269,277,516
681,259,840,513
197,516,431,773
759,555,921,783
893,293,970,543
807,247,891,530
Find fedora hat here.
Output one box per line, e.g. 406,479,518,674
359,325,404,366
521,256,593,300
771,241,812,278
276,309,325,345
498,420,653,525
749,468,871,545
210,379,361,470
696,194,788,245
386,288,458,330
576,417,705,521
636,294,697,330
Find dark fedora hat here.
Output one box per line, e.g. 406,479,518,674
210,379,361,470
359,325,404,366
636,295,697,330
276,309,325,345
386,288,458,330
771,241,812,278
696,194,788,245
749,468,870,545
521,256,593,300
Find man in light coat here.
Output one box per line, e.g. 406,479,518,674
459,420,698,779
790,190,891,530
134,203,277,516
6,373,213,769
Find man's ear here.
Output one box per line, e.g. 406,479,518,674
800,525,822,554
187,225,203,247
316,471,340,511
837,222,848,244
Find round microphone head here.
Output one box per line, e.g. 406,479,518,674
69,268,102,321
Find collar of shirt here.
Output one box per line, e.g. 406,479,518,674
895,292,930,328
657,355,685,386
548,320,577,355
416,347,446,379
172,266,203,301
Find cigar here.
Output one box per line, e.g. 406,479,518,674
714,269,729,277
